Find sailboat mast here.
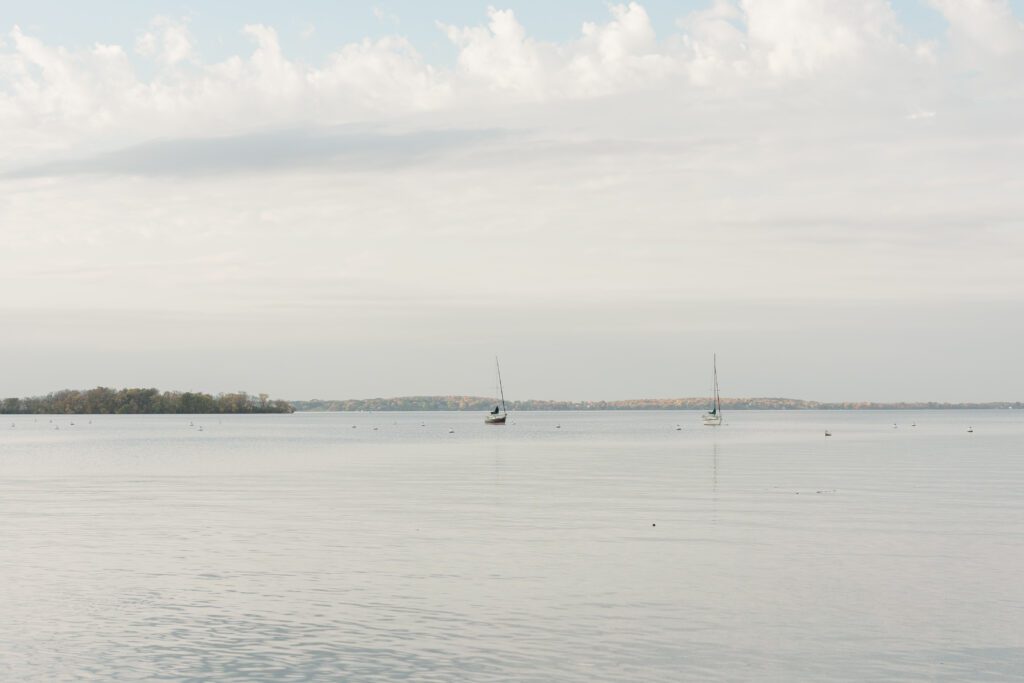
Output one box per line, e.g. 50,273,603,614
714,354,721,413
496,357,507,414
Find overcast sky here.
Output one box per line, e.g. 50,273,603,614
2,1,1023,402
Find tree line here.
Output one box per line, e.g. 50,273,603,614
1,387,294,414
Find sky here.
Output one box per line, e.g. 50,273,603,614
1,0,1023,402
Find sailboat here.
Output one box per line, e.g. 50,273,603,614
702,354,723,426
484,357,508,425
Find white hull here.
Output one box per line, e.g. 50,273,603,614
702,414,722,426
484,413,507,425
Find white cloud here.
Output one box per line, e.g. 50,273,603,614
135,17,194,66
570,2,676,93
583,2,658,63
742,0,902,77
677,0,751,84
0,2,1018,160
929,0,1024,57
438,4,675,99
312,36,450,115
442,8,547,97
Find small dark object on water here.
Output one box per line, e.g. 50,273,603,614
652,523,656,527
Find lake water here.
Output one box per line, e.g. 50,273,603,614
1,410,1022,681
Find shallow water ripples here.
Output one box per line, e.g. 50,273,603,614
1,411,1022,680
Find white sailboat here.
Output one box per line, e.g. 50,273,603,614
484,357,508,425
702,354,723,426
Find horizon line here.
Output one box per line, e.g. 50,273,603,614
292,395,1023,408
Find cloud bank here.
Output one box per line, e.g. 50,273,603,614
1,1,1020,161
1,1,1023,399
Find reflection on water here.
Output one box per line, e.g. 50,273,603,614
1,411,1022,681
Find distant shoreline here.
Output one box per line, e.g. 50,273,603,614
291,397,1023,412
4,390,1018,415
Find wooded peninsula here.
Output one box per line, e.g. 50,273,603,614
1,387,294,414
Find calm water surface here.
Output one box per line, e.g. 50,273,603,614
1,410,1022,681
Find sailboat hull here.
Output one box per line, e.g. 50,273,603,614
484,414,507,425
702,414,722,426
